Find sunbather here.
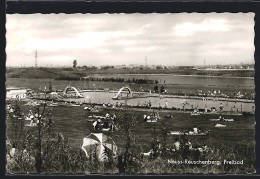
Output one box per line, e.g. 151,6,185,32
173,138,180,151
193,125,198,134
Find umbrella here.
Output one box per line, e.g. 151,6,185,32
81,133,117,161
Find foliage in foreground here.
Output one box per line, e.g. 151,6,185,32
6,142,255,174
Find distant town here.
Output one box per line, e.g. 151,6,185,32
7,63,254,71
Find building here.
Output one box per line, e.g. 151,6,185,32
6,87,27,99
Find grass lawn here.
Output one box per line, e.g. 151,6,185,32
6,100,256,173
6,101,255,152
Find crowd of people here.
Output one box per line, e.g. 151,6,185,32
92,112,118,131
102,101,124,109
143,110,160,122
137,100,152,109
142,136,209,159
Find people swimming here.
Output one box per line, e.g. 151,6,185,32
165,100,168,108
204,104,207,113
219,103,223,112
137,101,140,107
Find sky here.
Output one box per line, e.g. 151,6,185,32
6,13,254,67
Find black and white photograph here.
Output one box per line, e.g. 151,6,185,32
5,13,256,174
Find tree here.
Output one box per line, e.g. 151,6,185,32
73,60,77,68
48,80,52,92
156,65,162,69
116,99,139,173
6,99,72,173
8,100,26,150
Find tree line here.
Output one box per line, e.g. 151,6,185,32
86,77,157,84
55,76,159,84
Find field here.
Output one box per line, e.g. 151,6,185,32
6,67,255,79
6,99,255,173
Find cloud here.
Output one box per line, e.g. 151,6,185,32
173,19,230,37
6,13,254,67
